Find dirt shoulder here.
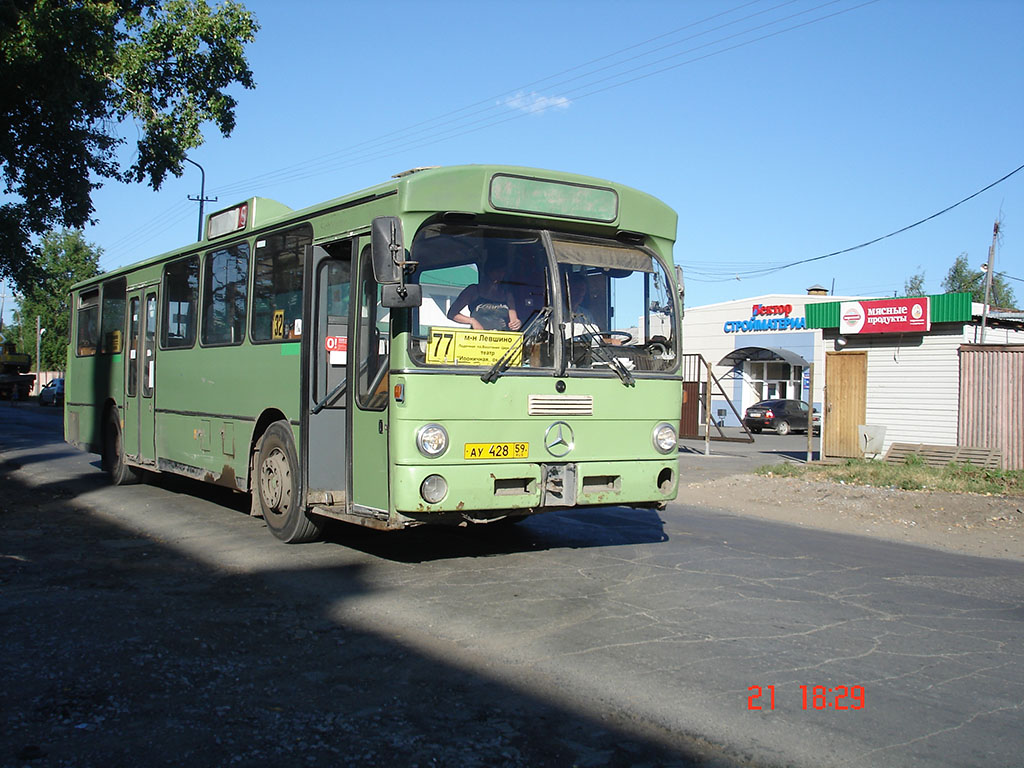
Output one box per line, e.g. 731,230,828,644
681,472,1024,562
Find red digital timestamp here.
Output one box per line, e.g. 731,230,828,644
747,685,865,711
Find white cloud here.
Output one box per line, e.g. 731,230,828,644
500,91,571,115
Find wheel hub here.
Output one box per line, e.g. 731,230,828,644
260,448,291,513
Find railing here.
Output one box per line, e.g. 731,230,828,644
679,354,754,443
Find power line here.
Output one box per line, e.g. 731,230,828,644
98,1,883,258
684,162,1024,282
211,0,877,199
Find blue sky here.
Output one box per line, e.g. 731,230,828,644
6,0,1023,326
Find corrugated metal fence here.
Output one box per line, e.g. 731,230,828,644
958,345,1024,470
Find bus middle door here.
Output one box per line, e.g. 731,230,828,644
123,287,158,465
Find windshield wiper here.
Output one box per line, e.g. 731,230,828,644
481,307,551,383
583,329,635,387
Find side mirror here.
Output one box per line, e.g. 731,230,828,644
382,283,422,308
371,216,406,284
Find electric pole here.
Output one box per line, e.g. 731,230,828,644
980,220,999,343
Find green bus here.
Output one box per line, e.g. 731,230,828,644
66,165,682,542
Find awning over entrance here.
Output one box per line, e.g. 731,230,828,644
718,346,809,367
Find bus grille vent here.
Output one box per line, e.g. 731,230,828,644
527,395,594,416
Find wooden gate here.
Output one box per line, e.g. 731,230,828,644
824,351,866,458
680,382,701,437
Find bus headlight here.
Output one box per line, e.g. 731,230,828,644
420,474,448,504
652,422,677,454
416,423,449,458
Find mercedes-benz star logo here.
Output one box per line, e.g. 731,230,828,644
544,421,575,458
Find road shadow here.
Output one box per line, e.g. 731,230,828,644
326,505,669,563
140,470,670,563
1,456,725,768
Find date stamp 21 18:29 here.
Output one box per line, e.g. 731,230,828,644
748,685,865,711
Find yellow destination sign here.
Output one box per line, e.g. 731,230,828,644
426,328,522,366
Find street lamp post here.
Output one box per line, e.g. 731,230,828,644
184,157,218,242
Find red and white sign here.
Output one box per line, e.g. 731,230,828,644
324,336,348,352
325,335,348,365
839,298,930,335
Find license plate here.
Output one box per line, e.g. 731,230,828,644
464,442,529,460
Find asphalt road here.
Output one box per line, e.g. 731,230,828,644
2,404,1022,767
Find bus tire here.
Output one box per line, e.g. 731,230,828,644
256,421,322,544
103,409,139,486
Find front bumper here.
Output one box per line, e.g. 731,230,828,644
391,458,678,515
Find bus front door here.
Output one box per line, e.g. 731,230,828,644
302,242,352,510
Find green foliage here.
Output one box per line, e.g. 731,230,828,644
903,271,926,297
0,0,258,289
11,230,102,371
757,459,1024,497
941,253,1017,309
903,452,924,468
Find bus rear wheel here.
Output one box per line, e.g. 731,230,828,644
103,409,139,486
256,421,322,544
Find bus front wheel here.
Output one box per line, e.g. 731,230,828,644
256,421,322,544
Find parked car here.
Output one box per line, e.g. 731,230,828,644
743,398,817,435
39,377,64,407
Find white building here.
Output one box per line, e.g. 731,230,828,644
683,290,1024,469
681,286,866,426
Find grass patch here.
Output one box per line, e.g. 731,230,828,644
756,458,1024,497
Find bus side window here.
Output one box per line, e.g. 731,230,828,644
100,277,126,354
252,224,312,342
76,289,99,357
161,255,199,348
356,245,389,410
201,242,249,347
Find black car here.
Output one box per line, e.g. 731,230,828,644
743,398,815,435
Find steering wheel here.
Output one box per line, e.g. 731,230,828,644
599,330,633,345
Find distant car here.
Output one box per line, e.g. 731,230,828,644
743,398,817,435
39,378,64,407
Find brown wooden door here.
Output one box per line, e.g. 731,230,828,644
680,382,701,437
824,351,866,458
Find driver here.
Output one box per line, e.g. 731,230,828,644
447,258,522,332
566,271,623,346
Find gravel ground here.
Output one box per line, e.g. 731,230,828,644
681,473,1024,561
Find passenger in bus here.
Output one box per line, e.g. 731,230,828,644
447,259,522,332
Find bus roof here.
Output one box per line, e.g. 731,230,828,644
73,165,677,290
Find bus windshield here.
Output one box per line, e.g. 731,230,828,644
553,236,677,375
409,223,677,375
409,224,553,369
